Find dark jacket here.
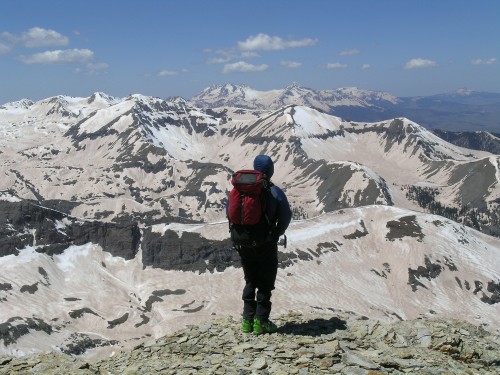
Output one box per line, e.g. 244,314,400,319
263,184,292,236
246,155,292,237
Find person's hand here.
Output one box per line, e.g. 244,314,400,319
270,230,280,243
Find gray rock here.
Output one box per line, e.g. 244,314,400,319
252,357,268,370
342,351,380,370
0,312,499,375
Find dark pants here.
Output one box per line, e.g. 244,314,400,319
238,242,278,322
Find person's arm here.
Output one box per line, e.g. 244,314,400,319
271,186,292,235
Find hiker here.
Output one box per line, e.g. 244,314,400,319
227,155,292,334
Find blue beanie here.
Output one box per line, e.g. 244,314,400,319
253,155,274,178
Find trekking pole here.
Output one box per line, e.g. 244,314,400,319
279,234,287,248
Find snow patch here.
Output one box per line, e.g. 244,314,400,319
53,243,94,272
0,246,41,268
288,218,359,242
0,191,21,202
292,106,343,136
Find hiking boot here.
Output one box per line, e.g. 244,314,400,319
242,318,253,333
253,318,277,335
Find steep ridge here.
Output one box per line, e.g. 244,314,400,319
284,108,500,236
432,129,500,154
0,95,232,224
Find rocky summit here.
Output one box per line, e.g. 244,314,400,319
1,312,499,375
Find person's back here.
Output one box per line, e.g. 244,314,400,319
227,155,292,334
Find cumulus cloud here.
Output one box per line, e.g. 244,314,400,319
326,62,347,69
19,48,94,64
2,27,108,75
1,27,69,48
361,64,370,69
223,61,268,73
22,27,69,48
281,60,302,68
339,48,360,56
404,58,437,69
237,33,318,51
471,58,497,65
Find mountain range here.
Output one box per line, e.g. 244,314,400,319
192,83,500,134
0,90,499,359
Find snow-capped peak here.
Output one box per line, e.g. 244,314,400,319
285,82,302,90
87,92,121,106
0,98,34,111
334,87,400,103
453,87,476,96
191,83,400,111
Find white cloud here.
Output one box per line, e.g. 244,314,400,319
241,51,259,58
237,33,318,51
207,56,232,64
19,48,94,64
75,62,109,76
404,58,437,69
361,64,370,69
339,48,360,56
21,27,69,48
281,60,302,68
207,51,260,65
0,42,10,54
158,70,178,77
471,58,497,65
0,31,14,43
223,61,268,73
88,62,109,70
1,27,69,48
203,47,234,57
326,62,347,69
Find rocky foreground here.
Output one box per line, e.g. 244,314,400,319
1,312,499,375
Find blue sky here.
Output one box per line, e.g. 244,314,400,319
1,0,499,103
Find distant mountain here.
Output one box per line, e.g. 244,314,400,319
191,84,500,132
191,83,400,114
396,90,500,133
432,129,500,154
1,92,499,358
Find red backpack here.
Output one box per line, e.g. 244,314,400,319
227,170,273,247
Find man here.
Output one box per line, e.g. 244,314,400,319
229,155,292,334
